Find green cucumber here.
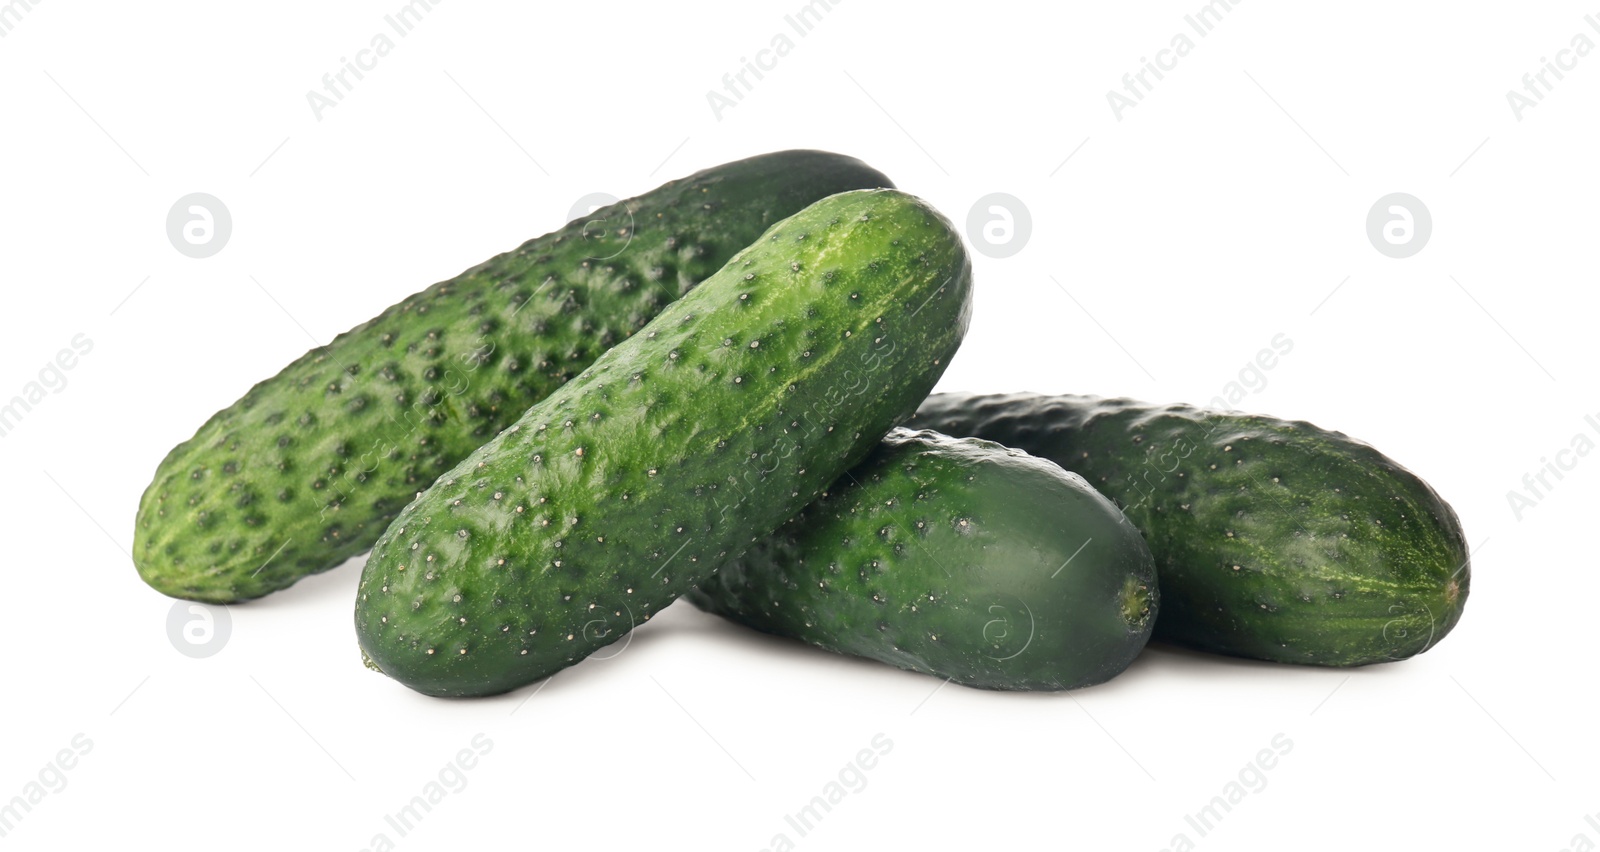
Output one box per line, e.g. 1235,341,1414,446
687,428,1158,691
134,150,892,603
354,188,972,697
908,393,1469,666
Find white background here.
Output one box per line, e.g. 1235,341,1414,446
1,1,1595,849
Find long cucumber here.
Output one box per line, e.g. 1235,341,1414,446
909,393,1470,666
134,151,893,602
355,189,973,696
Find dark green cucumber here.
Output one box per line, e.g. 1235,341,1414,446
688,428,1158,691
355,189,972,697
908,393,1469,667
134,150,892,603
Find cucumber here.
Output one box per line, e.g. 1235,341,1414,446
687,428,1158,691
908,393,1469,667
354,188,973,697
134,150,892,603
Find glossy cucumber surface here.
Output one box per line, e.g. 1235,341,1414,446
690,428,1157,691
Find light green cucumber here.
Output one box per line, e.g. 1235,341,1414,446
134,151,892,603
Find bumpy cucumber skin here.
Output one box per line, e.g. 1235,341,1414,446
355,189,972,697
909,393,1469,667
687,428,1158,691
134,151,893,603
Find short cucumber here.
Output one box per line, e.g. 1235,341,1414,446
134,151,893,603
355,189,973,697
688,428,1158,691
909,393,1469,666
